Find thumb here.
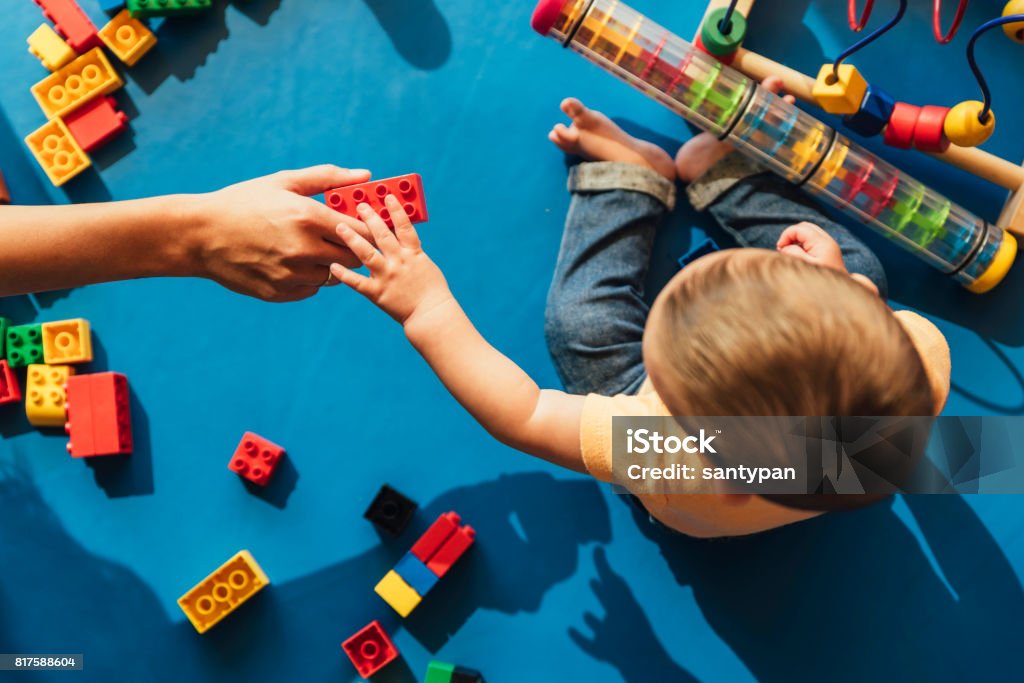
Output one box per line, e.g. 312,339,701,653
274,165,371,196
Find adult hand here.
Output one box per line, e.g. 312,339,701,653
187,165,372,302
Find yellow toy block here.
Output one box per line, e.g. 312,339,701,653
41,319,93,364
24,118,91,187
27,23,76,71
374,569,422,618
31,47,123,120
811,63,868,115
100,10,156,67
178,550,269,634
25,364,75,428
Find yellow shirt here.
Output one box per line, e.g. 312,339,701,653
579,310,951,538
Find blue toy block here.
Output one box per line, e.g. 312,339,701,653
842,84,896,139
394,551,439,596
677,238,721,269
97,0,126,13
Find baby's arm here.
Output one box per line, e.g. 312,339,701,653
330,198,586,472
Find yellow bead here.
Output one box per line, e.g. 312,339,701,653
1003,0,1024,43
812,64,868,115
943,101,996,147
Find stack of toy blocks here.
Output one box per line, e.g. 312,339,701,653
375,511,475,617
65,370,133,457
325,173,429,228
177,550,270,633
425,661,486,683
341,621,399,678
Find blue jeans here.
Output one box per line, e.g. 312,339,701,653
544,159,887,396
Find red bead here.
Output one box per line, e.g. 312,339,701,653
913,105,951,153
883,102,919,150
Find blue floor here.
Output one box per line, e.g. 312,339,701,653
1,1,1022,681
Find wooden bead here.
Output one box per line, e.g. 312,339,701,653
700,7,747,57
944,100,996,147
1003,0,1024,43
812,63,868,114
913,105,951,153
842,84,895,138
883,102,919,150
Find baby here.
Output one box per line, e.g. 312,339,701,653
328,78,950,538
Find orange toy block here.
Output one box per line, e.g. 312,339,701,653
25,364,75,427
811,63,868,115
41,318,92,364
27,23,76,71
31,47,123,120
99,10,156,66
178,550,270,634
24,118,91,187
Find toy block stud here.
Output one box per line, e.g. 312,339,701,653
842,84,895,138
394,551,440,596
451,667,486,683
325,173,428,228
99,10,156,66
27,23,76,71
0,317,9,358
31,47,123,120
177,550,269,633
374,569,422,617
342,621,399,678
812,63,868,115
228,432,284,486
1003,0,1024,43
426,661,457,683
700,6,747,57
0,361,22,405
41,318,93,364
944,100,996,148
913,105,951,153
64,97,129,154
426,525,475,578
31,0,101,51
6,324,45,368
363,484,418,536
410,511,461,563
25,119,91,187
126,0,213,19
65,372,133,457
883,102,919,150
25,364,75,427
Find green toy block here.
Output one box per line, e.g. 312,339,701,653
425,661,456,683
127,0,213,18
6,324,44,368
0,317,9,360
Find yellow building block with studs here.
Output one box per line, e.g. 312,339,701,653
812,63,868,115
27,23,76,71
178,550,269,634
41,318,93,364
374,569,422,618
24,118,91,187
31,47,123,120
25,364,75,428
99,10,156,67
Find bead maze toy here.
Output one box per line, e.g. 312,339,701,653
531,0,1021,293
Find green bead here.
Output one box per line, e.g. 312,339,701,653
5,324,43,368
425,661,456,683
701,7,747,56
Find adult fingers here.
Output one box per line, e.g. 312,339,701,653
275,165,371,197
384,195,421,249
305,198,373,244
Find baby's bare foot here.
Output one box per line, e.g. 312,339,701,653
548,98,676,181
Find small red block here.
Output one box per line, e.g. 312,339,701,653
325,173,428,228
883,102,919,150
0,360,22,405
342,620,399,679
65,372,132,457
65,97,129,154
410,511,460,563
426,525,475,577
912,105,951,153
31,0,101,52
228,432,284,486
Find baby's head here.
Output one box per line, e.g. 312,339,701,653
643,249,935,510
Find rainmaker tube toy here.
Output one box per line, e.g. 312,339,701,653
531,0,1017,292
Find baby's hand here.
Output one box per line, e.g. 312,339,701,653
776,222,846,272
330,196,453,326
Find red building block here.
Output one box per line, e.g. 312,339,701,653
883,102,919,150
410,511,461,563
64,372,132,457
32,0,101,52
912,105,951,153
341,620,399,678
325,173,428,228
228,432,284,486
426,525,475,578
0,360,21,405
65,97,129,153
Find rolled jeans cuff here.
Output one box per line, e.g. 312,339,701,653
686,154,765,211
568,161,676,211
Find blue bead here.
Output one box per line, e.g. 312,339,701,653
393,552,439,596
843,85,896,138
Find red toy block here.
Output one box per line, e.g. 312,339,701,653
228,432,284,486
426,525,475,577
64,372,132,457
410,511,461,563
325,173,428,228
65,97,129,154
31,0,101,52
0,360,21,405
912,105,951,153
883,102,919,150
341,620,399,679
